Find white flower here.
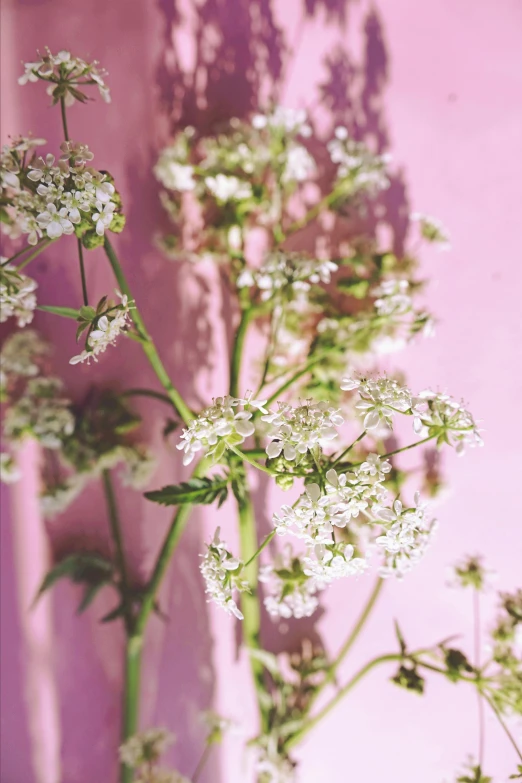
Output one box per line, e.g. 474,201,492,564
259,545,319,619
373,279,412,316
154,155,196,192
341,376,413,430
412,390,483,453
263,400,343,462
241,252,338,302
36,202,74,239
281,144,316,183
303,541,368,587
92,200,115,235
0,263,38,327
374,492,437,578
328,135,390,193
200,528,247,619
3,377,75,448
70,291,131,365
0,329,49,387
20,49,111,104
204,174,252,202
176,395,257,466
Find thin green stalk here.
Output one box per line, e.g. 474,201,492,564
1,238,51,269
77,238,88,305
331,431,367,467
286,653,402,749
244,530,276,568
230,308,255,397
120,388,176,408
474,590,486,768
135,459,207,634
236,486,269,732
343,434,436,470
122,635,143,783
59,96,70,141
329,578,383,678
481,691,522,762
192,741,213,782
261,346,344,410
227,443,275,476
284,186,345,237
102,470,132,632
103,237,193,425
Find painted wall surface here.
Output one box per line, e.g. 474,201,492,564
1,1,521,781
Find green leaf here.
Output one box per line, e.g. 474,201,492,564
78,305,96,321
443,648,473,683
394,619,407,655
76,321,91,341
34,552,113,608
38,304,79,320
248,648,281,679
144,476,228,507
100,603,125,624
337,278,370,299
509,764,522,779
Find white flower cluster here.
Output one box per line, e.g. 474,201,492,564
0,262,38,327
252,107,311,136
19,48,110,104
0,329,49,394
236,251,338,301
411,212,450,250
341,376,412,430
302,540,367,586
204,173,252,202
412,390,483,454
3,377,74,448
177,394,266,466
328,126,390,194
263,400,343,462
259,545,319,619
200,528,248,620
375,494,438,578
342,376,482,453
70,291,132,365
373,278,412,316
1,138,122,246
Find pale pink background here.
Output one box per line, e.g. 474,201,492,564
1,1,522,781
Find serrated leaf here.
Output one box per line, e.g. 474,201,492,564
144,476,229,507
34,552,113,607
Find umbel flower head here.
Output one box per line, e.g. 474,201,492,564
262,400,343,462
259,544,319,619
176,393,267,466
70,291,132,365
0,262,38,327
1,137,125,248
19,48,110,104
200,528,249,620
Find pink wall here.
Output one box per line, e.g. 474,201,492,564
1,0,521,781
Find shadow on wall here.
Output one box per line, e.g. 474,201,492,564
151,0,411,660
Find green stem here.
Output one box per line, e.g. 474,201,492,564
330,578,383,677
103,237,193,425
236,483,268,732
135,459,207,634
244,530,276,568
473,590,486,767
59,96,70,141
481,691,522,762
227,444,274,477
331,431,367,467
121,635,143,783
77,238,89,306
261,346,344,410
229,308,254,398
286,653,402,749
284,186,345,238
192,741,213,782
102,470,131,628
342,434,437,470
1,238,51,269
120,388,176,408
